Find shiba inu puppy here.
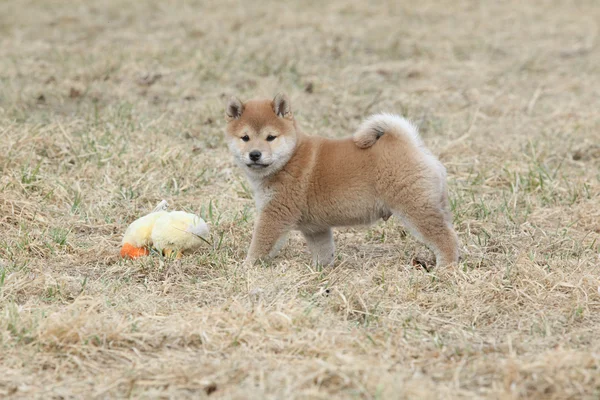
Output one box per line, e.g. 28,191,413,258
225,93,460,268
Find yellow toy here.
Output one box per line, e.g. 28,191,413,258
120,200,210,259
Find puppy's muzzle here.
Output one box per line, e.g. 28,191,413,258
249,151,261,162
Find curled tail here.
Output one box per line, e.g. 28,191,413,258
353,113,422,149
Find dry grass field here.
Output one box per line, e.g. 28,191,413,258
1,0,600,398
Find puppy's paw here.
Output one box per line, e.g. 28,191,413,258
411,257,432,272
243,255,257,268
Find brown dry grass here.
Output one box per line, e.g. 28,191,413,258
1,0,600,398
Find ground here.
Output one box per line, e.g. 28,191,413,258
1,0,599,398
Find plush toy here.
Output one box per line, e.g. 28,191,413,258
120,200,210,259
120,210,167,258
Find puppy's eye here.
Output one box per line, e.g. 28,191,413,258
266,135,277,142
241,135,250,142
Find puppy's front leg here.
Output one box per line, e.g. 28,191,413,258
245,210,293,266
302,228,335,266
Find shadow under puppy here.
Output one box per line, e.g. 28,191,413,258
225,93,460,268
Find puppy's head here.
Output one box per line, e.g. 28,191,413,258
225,93,298,178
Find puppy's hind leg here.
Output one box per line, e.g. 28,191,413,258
301,228,335,267
386,181,459,268
395,207,459,268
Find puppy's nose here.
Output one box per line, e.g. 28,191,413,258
249,151,261,162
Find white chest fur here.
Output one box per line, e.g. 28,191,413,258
248,177,274,211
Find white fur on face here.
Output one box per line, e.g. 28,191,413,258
227,134,297,179
261,134,297,174
227,138,247,169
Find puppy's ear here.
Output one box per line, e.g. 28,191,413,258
225,96,244,121
273,93,292,119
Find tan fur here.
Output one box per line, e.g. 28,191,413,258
225,94,460,268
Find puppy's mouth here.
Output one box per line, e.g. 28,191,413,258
246,162,270,169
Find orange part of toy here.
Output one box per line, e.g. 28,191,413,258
120,243,150,259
